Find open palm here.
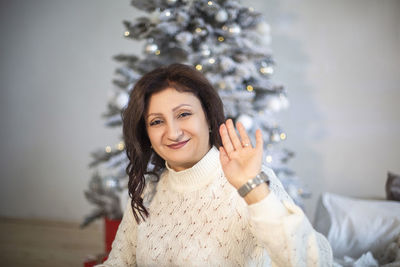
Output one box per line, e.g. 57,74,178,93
218,119,264,189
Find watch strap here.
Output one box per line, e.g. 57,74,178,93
237,171,270,198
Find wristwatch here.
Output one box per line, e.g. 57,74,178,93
237,171,270,198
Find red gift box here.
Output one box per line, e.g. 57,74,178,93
105,216,121,253
83,216,121,267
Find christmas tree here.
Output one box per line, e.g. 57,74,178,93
83,0,310,226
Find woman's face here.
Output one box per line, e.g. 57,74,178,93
145,87,211,171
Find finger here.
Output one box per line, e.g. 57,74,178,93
255,129,264,151
225,119,242,150
219,123,234,154
236,121,252,148
219,146,229,166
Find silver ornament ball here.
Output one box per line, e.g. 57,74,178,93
115,91,129,109
215,10,228,22
160,9,173,21
228,23,241,35
237,114,254,131
256,21,271,35
102,176,120,192
200,44,211,57
145,43,158,54
265,95,282,112
271,132,281,143
176,31,193,45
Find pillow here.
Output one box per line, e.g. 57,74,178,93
314,192,400,260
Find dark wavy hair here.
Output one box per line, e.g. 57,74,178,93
122,63,225,223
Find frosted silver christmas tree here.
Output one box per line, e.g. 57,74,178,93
83,0,310,226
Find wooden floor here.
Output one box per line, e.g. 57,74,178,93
0,217,104,267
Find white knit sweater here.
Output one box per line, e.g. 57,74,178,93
97,147,332,267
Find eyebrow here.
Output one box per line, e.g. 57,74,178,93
146,104,193,118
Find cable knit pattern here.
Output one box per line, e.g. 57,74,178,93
97,147,333,267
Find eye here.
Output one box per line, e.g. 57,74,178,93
149,119,163,126
178,112,192,118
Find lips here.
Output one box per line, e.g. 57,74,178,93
167,139,190,149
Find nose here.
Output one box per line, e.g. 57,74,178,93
166,120,183,141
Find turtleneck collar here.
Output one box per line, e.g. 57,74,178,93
165,146,221,193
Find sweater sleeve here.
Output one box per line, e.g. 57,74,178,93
95,201,138,267
247,166,333,267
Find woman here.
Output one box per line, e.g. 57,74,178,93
98,63,333,266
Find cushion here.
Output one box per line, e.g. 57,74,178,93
314,192,400,259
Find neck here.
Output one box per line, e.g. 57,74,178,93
165,146,221,193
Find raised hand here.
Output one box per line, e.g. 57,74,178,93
218,119,264,190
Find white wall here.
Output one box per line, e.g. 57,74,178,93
0,0,138,222
0,0,399,222
255,0,400,218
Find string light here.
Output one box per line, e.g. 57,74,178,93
280,133,287,140
105,146,112,153
246,85,254,92
117,142,125,150
218,81,226,89
155,50,161,55
298,188,303,194
195,64,203,71
266,155,272,163
124,31,130,37
208,58,215,64
165,11,171,17
260,66,274,74
207,1,213,5
218,36,224,42
195,27,202,33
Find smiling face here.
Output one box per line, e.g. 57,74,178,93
145,87,211,171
